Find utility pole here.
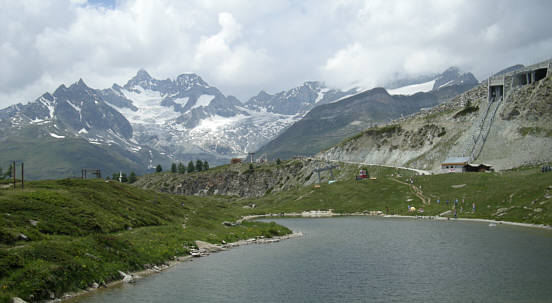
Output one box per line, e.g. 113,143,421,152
11,161,24,190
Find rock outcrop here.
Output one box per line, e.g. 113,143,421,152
134,159,344,198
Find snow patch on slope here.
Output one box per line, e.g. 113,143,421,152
315,88,330,103
192,95,215,109
114,88,181,125
50,133,65,139
387,80,436,96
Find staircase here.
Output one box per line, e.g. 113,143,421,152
471,96,503,161
461,96,494,158
459,95,503,162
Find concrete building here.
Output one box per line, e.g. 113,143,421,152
487,59,551,103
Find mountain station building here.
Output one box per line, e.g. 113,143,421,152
441,157,492,173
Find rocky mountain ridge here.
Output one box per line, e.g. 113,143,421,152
255,66,479,160
0,71,357,178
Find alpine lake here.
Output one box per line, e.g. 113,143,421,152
72,216,552,303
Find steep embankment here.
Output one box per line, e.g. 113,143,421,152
319,76,552,171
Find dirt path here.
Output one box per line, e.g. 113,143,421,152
390,178,430,205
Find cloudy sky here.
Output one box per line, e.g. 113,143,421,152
1,0,551,107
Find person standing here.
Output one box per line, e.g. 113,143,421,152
472,202,476,213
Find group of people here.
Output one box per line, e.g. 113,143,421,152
436,197,476,218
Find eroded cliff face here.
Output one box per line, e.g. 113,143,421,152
319,76,552,172
134,159,342,198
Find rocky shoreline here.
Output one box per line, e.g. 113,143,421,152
29,232,303,303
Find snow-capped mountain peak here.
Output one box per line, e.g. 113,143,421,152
176,73,210,90
245,81,356,115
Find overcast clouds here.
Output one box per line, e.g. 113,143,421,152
1,0,551,107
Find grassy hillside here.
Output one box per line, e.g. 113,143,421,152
0,179,290,302
243,164,552,225
1,161,550,302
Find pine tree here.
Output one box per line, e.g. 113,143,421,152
187,161,195,173
203,161,209,171
178,162,186,174
276,158,281,165
128,172,137,183
121,173,128,183
156,164,163,173
196,159,203,172
171,163,177,173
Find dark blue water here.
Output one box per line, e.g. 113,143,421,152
75,217,552,302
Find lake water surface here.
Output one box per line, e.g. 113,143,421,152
75,217,552,302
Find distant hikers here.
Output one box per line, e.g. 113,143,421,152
472,202,476,213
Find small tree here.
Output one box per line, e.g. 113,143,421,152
171,163,177,173
196,159,203,172
187,161,195,173
121,173,128,183
178,162,186,174
156,164,163,173
0,167,3,179
249,163,254,172
128,172,137,183
276,158,281,165
465,99,472,108
203,161,209,171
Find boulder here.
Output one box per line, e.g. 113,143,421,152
118,271,134,283
195,240,225,253
12,298,27,303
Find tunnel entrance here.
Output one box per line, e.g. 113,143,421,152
513,68,548,87
535,68,548,82
489,85,503,100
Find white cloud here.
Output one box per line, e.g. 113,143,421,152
0,0,551,107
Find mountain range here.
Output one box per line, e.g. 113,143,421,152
0,66,478,179
256,67,478,159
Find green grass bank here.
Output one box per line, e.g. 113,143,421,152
0,179,290,302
